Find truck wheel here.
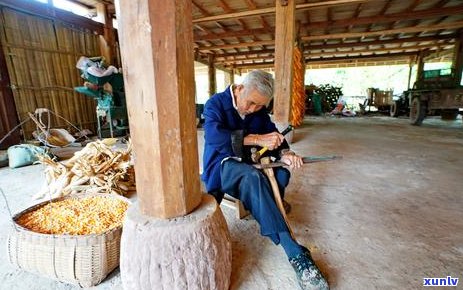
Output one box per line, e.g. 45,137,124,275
410,97,426,126
390,101,399,117
441,109,459,120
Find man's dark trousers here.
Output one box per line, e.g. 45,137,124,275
220,159,291,244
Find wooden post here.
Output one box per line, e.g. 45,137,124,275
97,4,117,66
452,31,463,86
208,54,216,96
0,37,20,149
224,68,235,86
273,0,295,124
416,50,425,84
116,0,201,218
407,56,414,90
230,68,235,84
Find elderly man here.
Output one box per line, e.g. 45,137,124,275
201,70,329,290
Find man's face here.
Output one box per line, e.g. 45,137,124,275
236,87,270,116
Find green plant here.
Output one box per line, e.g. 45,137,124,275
314,84,343,112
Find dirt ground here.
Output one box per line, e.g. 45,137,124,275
0,115,462,290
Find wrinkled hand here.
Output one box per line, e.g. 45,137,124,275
280,152,303,169
256,132,284,150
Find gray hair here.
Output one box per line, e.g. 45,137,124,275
241,70,274,100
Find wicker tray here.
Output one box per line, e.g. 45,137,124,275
7,193,129,287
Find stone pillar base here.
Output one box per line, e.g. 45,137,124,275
120,194,231,290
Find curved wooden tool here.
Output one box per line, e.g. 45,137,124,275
260,157,295,240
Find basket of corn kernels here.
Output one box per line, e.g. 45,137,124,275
7,193,130,287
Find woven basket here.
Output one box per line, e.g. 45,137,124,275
7,194,129,287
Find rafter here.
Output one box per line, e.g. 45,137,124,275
220,43,453,65
195,28,271,41
195,5,463,43
198,21,463,51
192,1,211,16
212,35,456,59
302,21,463,41
231,52,422,69
406,0,421,11
193,0,367,23
198,40,274,51
304,5,463,31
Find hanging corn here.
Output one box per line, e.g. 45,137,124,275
290,44,306,127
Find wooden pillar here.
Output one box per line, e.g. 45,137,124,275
416,51,425,84
0,38,20,149
116,0,201,218
208,54,216,96
230,68,235,84
452,31,463,86
97,4,117,66
224,69,234,86
273,0,295,123
407,56,414,90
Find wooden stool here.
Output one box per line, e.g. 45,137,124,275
221,194,250,219
201,181,250,219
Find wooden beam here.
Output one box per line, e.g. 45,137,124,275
97,3,118,66
232,51,439,69
452,31,463,86
0,37,20,148
208,54,217,96
0,0,104,34
199,28,459,52
302,21,463,41
273,0,295,124
194,5,463,43
192,0,211,16
213,35,456,59
195,28,271,41
225,44,453,65
116,0,201,218
222,43,453,65
305,43,452,58
193,0,367,24
199,40,274,51
304,5,463,31
407,56,414,90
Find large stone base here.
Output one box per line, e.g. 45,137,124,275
120,194,232,290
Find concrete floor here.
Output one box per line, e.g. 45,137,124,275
0,115,462,290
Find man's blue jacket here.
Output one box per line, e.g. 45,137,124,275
201,86,289,194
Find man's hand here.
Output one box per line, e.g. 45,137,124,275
280,151,303,169
256,132,284,150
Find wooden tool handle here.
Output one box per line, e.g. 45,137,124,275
260,157,295,240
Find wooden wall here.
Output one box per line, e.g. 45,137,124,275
0,6,101,140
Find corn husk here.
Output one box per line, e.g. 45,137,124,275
34,139,135,199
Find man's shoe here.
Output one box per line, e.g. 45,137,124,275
283,199,292,214
288,248,329,290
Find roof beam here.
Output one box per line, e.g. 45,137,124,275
195,28,272,41
199,40,274,51
231,51,425,69
199,28,459,52
221,43,453,65
304,5,463,30
193,0,367,23
194,5,463,42
302,21,463,41
214,36,455,59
